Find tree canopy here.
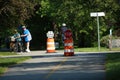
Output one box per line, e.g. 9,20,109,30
0,0,120,49
0,0,35,35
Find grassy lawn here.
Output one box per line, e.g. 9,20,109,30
0,57,31,75
0,51,17,56
0,52,31,75
110,48,120,51
74,47,120,52
106,53,120,80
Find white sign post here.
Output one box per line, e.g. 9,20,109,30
90,12,105,51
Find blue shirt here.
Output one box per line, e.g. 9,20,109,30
23,29,32,42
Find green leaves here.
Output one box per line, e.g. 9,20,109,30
0,0,35,36
0,0,120,47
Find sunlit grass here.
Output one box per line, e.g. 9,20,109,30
0,57,31,75
111,48,120,51
0,67,7,75
0,52,16,56
74,47,110,52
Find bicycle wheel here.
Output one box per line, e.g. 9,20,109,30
13,43,18,52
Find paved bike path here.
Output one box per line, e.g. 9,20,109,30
0,51,106,80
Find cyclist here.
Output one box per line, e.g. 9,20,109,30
13,29,22,52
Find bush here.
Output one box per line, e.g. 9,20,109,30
106,53,120,80
101,35,120,47
101,35,109,47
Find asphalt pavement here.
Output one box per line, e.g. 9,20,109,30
0,50,107,80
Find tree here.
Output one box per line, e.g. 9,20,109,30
0,0,35,36
38,0,120,47
0,0,120,49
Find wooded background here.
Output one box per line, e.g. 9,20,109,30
0,0,120,50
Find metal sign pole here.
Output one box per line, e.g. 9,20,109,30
97,14,100,51
90,12,105,51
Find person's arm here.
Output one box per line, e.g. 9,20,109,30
21,34,28,37
21,30,28,37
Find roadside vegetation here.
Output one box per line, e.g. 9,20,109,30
0,0,120,49
106,53,120,80
74,47,120,52
74,47,109,52
0,52,31,76
0,52,16,56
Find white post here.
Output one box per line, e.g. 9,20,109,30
109,29,112,50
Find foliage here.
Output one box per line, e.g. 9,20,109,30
100,35,110,47
101,35,120,47
0,0,35,36
0,0,120,49
106,53,120,80
37,0,120,48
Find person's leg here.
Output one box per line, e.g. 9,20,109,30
62,34,64,44
26,41,30,52
22,38,25,52
18,41,22,52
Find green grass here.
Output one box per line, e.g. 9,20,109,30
74,47,120,52
74,47,109,52
0,57,31,75
110,48,120,51
106,53,120,80
0,52,17,56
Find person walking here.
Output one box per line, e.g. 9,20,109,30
21,26,32,52
61,23,68,44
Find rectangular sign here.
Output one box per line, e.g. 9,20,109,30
90,12,105,17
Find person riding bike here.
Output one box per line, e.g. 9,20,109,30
13,29,22,52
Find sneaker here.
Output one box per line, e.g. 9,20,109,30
26,49,30,52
